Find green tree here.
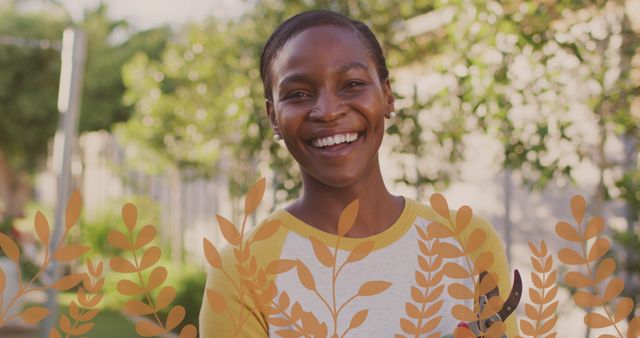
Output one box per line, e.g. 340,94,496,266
0,8,67,219
0,4,169,221
79,4,170,132
119,0,472,211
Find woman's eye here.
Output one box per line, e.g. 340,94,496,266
345,80,364,88
284,91,309,100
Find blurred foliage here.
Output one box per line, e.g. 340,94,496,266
0,216,38,281
0,9,66,174
78,195,161,258
612,227,640,320
118,3,639,311
119,0,461,203
159,263,206,333
78,4,170,132
0,4,168,176
120,0,638,209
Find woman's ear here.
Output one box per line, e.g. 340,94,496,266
383,79,395,114
266,99,281,140
266,99,277,129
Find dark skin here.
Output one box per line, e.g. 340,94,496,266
266,25,403,238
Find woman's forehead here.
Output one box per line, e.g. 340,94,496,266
271,25,374,80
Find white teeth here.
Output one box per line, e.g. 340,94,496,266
312,132,358,148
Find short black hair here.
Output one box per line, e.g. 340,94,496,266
260,9,389,101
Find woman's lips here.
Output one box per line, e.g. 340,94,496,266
306,132,363,159
310,132,359,148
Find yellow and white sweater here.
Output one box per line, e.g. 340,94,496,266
199,198,516,337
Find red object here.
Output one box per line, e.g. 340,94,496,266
457,321,469,328
11,227,22,241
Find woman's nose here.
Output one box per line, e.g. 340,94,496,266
309,89,347,122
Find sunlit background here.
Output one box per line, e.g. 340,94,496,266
1,0,639,337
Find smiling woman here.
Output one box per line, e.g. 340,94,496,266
199,10,516,338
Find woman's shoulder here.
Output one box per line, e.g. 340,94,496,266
406,196,499,235
213,212,292,266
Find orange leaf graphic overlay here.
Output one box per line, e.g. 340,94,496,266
206,289,227,313
265,259,297,275
584,216,604,241
50,273,85,291
0,233,19,262
338,199,359,236
56,259,104,337
217,215,241,246
19,306,49,324
165,305,186,331
34,211,50,245
570,195,586,225
146,266,167,292
428,194,501,336
110,256,137,273
296,260,316,291
398,225,444,338
251,219,280,242
135,320,165,337
358,281,391,296
203,238,223,269
156,286,177,311
139,246,161,271
430,193,450,220
244,177,266,215
110,207,197,337
346,241,375,263
520,241,558,337
124,299,154,315
348,309,368,330
454,206,472,233
556,221,581,243
179,324,197,338
54,245,90,262
309,236,334,267
107,230,134,251
65,190,82,230
454,326,475,338
121,202,137,232
0,194,88,330
134,225,156,249
427,222,454,239
553,195,634,337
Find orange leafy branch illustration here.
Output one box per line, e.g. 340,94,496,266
396,221,444,338
204,177,294,337
0,190,86,327
108,203,196,338
293,199,391,338
518,241,558,338
50,258,104,338
555,195,639,338
427,193,505,338
267,296,328,338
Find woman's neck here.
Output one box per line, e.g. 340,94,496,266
285,163,404,238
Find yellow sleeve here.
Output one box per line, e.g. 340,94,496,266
462,215,519,337
198,243,269,338
419,201,518,336
199,218,290,338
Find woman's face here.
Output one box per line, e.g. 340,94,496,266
266,25,394,188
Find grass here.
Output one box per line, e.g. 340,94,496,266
55,305,141,338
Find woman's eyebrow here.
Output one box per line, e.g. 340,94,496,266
278,73,313,90
337,61,369,74
278,61,370,90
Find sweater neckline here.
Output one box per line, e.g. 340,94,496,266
272,197,418,251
